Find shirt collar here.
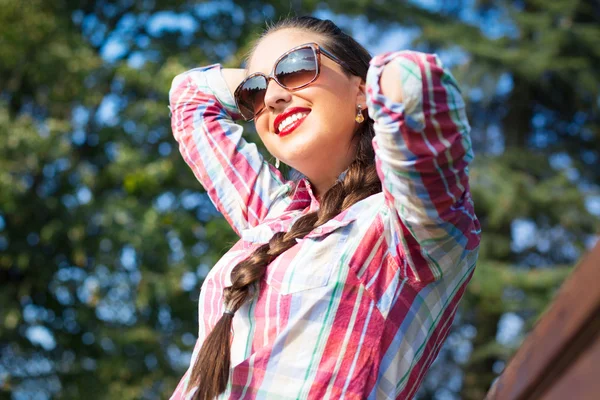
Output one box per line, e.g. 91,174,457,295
286,178,320,212
285,165,351,213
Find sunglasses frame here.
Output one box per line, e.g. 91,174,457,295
234,42,358,121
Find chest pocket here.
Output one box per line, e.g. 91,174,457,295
244,217,356,295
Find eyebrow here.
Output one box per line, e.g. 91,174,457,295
245,58,268,77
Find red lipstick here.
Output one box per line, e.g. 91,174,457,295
274,107,311,137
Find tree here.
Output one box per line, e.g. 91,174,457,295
321,0,599,397
1,1,598,399
0,0,234,397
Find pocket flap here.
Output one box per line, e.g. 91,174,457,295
240,224,280,244
304,217,356,239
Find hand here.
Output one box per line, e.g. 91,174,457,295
222,68,247,97
379,61,404,103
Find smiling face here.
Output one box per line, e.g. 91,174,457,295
246,29,366,197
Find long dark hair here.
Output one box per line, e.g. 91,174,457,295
188,16,381,400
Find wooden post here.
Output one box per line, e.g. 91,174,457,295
486,242,600,400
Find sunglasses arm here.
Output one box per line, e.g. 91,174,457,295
320,47,360,77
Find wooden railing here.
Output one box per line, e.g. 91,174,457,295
485,242,600,400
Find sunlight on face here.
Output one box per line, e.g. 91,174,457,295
247,29,364,196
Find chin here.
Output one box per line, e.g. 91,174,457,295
276,141,318,165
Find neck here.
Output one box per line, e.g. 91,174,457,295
309,168,349,202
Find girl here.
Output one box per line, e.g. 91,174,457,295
169,16,480,400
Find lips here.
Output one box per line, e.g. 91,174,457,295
274,107,311,137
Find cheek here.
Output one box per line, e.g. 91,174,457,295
254,119,280,155
319,92,355,131
254,117,269,135
254,117,273,146
322,80,356,119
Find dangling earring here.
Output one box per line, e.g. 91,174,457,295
275,158,280,169
355,104,365,123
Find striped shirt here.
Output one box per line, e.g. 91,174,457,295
168,50,480,399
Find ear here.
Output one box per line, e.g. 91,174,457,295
352,76,367,108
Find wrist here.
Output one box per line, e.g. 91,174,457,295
221,68,247,97
379,61,404,103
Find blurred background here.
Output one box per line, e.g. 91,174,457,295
1,0,599,399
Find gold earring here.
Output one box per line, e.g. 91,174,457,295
275,158,280,169
355,104,365,123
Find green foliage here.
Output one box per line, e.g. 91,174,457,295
0,0,598,399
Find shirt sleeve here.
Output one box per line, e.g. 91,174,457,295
169,64,293,236
366,51,481,283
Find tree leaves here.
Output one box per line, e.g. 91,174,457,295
1,1,598,399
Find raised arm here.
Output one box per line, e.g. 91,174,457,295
169,65,292,236
366,51,481,283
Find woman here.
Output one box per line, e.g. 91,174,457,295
169,16,480,400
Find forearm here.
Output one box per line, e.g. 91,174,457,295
368,51,474,220
169,65,289,233
367,51,480,280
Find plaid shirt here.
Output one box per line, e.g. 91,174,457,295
168,50,480,399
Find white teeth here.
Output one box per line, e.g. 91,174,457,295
278,112,308,133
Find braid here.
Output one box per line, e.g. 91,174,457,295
188,16,381,400
189,131,380,400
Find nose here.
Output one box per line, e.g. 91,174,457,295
263,78,292,112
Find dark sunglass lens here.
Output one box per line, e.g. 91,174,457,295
237,75,267,119
275,48,318,88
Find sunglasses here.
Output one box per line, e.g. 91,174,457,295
234,43,358,121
